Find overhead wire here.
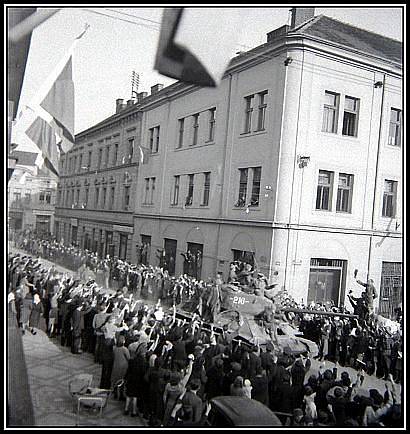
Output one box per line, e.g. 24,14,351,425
104,8,161,26
82,8,160,31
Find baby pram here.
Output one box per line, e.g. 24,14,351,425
68,373,122,426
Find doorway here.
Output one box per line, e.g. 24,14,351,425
308,258,347,307
379,262,402,319
164,238,177,275
184,242,203,279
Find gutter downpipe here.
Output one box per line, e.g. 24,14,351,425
367,73,386,281
282,47,305,291
215,73,233,277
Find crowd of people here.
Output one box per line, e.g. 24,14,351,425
7,232,403,427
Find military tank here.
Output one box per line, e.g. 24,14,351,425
172,283,325,357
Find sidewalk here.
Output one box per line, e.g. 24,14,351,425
21,329,147,427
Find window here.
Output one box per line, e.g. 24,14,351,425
13,192,21,202
250,167,261,206
75,190,79,205
39,192,45,202
342,96,359,137
336,173,353,213
316,170,333,211
192,114,199,146
98,149,103,169
84,188,89,207
155,127,160,153
244,95,254,133
148,127,160,153
236,168,248,207
208,108,216,141
144,178,150,204
128,138,134,162
113,144,118,165
102,187,107,209
149,128,154,153
150,178,156,204
186,174,194,206
109,186,115,210
388,108,402,146
78,154,83,171
95,187,100,208
382,180,397,218
74,156,77,172
87,151,92,170
124,185,130,210
172,175,180,205
105,146,110,167
177,119,184,148
257,91,267,131
143,177,155,205
202,172,211,206
322,91,339,133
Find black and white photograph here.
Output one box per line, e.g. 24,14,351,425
6,4,404,429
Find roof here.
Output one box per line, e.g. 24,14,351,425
211,396,282,426
292,15,402,64
10,150,38,166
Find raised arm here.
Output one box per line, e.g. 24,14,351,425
180,357,194,389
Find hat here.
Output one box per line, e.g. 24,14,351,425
293,408,304,417
215,358,224,368
334,387,344,398
231,362,241,371
304,385,314,396
266,341,274,351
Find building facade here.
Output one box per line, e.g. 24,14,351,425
54,102,143,260
8,151,58,234
55,11,403,316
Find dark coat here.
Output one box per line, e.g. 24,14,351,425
251,374,269,406
29,302,44,328
275,382,295,414
327,395,348,426
205,365,225,399
124,357,140,397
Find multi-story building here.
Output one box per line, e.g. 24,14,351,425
54,99,143,258
55,9,403,316
8,150,58,234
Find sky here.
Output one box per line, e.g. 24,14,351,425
10,6,403,153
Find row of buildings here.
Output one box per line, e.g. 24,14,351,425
8,150,58,235
53,9,403,316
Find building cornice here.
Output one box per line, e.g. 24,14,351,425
59,162,139,179
130,213,402,238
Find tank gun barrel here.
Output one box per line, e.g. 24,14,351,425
281,307,358,319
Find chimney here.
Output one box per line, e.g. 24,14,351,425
137,92,148,102
150,83,164,95
116,98,125,113
267,25,289,43
126,99,134,107
290,7,315,29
